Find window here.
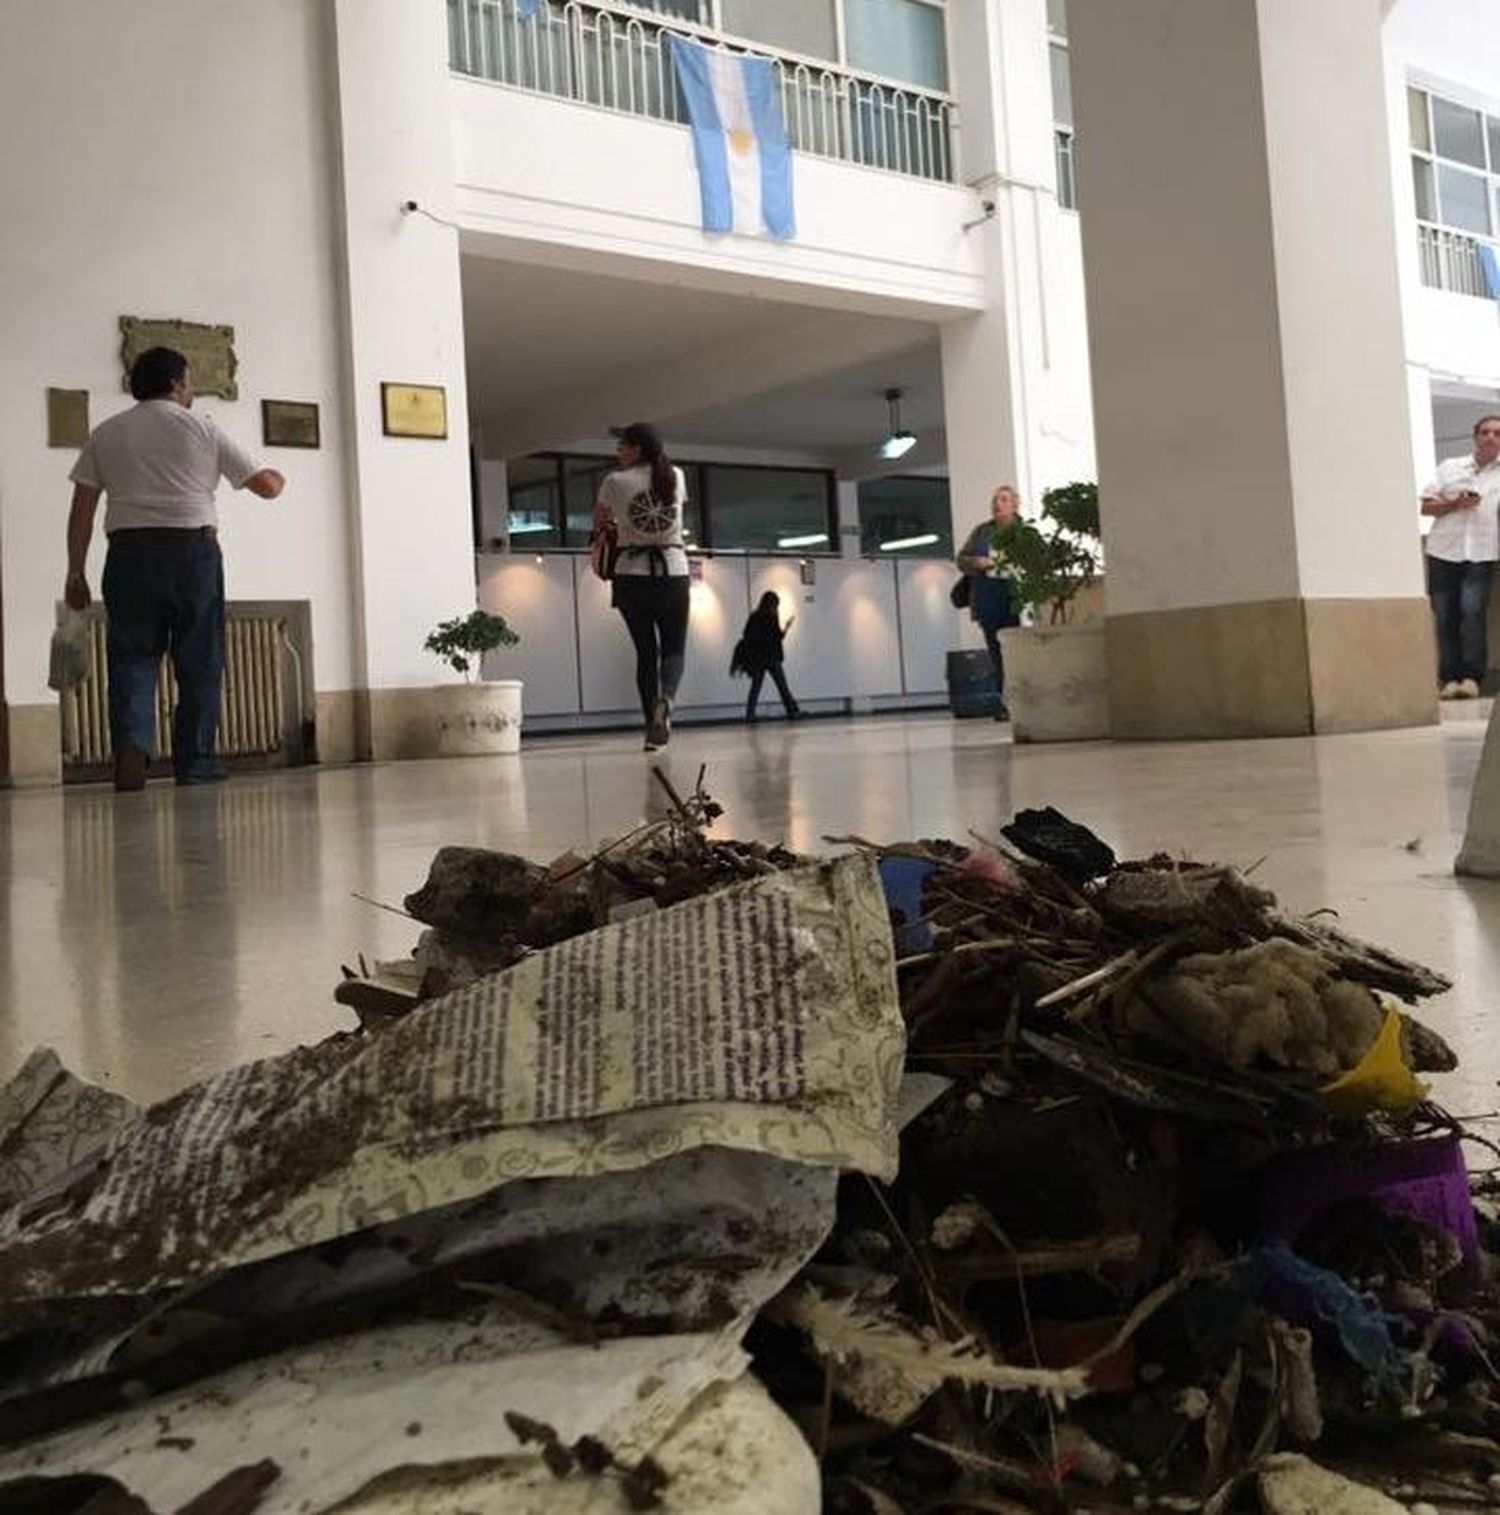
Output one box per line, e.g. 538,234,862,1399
1439,162,1491,235
857,475,953,558
506,454,823,553
505,455,564,548
1411,85,1500,235
1409,84,1500,295
844,0,947,90
1048,3,1076,210
702,466,835,551
1433,97,1485,169
721,0,837,61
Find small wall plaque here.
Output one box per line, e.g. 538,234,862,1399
120,316,238,400
47,388,90,448
381,382,447,440
262,399,320,449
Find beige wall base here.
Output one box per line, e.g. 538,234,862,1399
315,690,370,765
4,703,62,786
363,687,453,761
1304,598,1437,733
1107,597,1437,740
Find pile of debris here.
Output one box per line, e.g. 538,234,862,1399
0,780,1495,1514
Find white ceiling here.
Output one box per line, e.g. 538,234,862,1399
666,338,943,453
461,253,943,457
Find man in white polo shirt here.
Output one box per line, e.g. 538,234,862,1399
63,347,285,790
1422,414,1500,700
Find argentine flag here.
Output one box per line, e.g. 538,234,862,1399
1480,242,1500,302
668,36,795,241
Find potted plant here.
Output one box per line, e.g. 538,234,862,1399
424,610,524,756
997,483,1108,742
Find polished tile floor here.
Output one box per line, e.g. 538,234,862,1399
3,708,1500,1116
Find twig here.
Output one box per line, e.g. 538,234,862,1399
650,765,695,824
910,1433,1035,1493
817,1357,835,1463
1032,943,1143,1009
1082,1261,1214,1370
863,1174,947,1333
897,937,1021,969
939,1232,1142,1283
351,890,420,923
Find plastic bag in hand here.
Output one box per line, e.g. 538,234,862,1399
47,609,91,692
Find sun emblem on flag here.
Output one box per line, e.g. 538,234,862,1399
628,490,679,537
728,127,754,156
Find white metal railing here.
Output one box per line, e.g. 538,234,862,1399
448,0,956,184
1417,223,1495,298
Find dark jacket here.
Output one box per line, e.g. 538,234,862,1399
731,608,785,676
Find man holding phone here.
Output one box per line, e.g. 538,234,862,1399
1422,414,1500,699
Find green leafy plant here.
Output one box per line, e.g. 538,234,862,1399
424,610,520,681
1006,482,1101,626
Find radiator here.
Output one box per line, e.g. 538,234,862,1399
61,613,288,766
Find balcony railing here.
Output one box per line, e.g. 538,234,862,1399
448,0,957,184
1417,223,1497,299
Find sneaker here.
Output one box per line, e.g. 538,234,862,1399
113,743,149,792
1440,681,1463,700
1460,678,1482,699
645,698,671,749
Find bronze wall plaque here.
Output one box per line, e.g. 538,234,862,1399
119,316,238,400
47,388,90,448
381,382,448,439
262,399,320,449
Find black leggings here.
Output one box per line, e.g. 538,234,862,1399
613,575,690,719
747,665,797,717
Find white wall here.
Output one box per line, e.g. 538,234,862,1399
0,0,356,711
478,551,981,720
451,78,985,318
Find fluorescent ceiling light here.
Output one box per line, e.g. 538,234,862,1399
880,532,940,551
508,520,553,535
778,532,829,548
877,385,917,461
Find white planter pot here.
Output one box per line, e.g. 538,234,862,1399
999,623,1109,743
433,679,524,756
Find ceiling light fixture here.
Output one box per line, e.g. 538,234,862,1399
778,532,829,549
878,386,917,461
880,532,940,552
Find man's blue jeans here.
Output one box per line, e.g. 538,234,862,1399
102,531,225,778
1427,556,1494,686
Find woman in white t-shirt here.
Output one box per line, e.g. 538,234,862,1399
594,422,691,751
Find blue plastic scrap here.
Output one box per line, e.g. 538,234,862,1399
1239,1242,1408,1394
878,856,936,955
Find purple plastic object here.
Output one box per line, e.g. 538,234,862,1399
1260,1136,1479,1276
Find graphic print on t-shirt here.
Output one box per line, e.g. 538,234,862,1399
628,489,679,539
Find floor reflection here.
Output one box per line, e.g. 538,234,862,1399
0,712,1496,1111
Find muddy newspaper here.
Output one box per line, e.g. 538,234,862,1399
0,855,903,1299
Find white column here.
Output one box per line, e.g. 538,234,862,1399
332,0,479,757
1069,0,1435,737
941,0,1055,543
